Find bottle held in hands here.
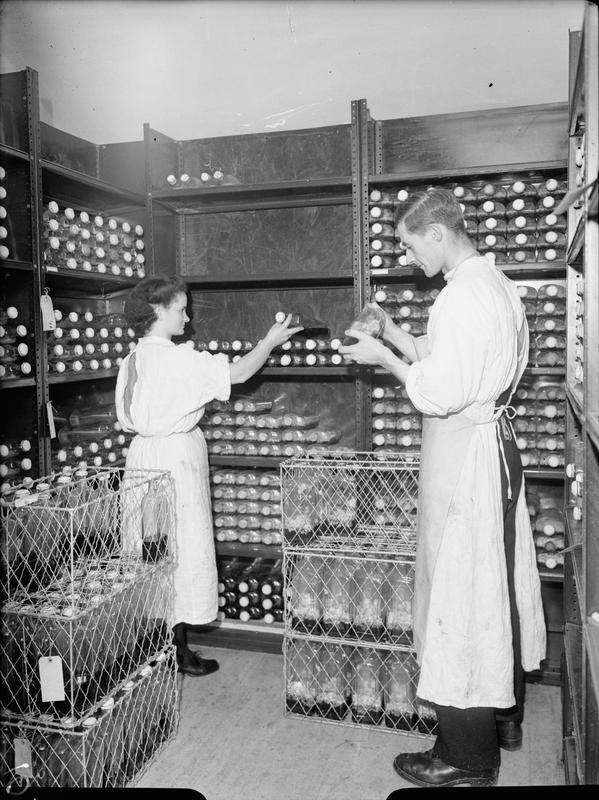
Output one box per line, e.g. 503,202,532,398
342,303,386,346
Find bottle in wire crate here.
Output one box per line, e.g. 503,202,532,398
286,638,317,716
351,648,384,726
288,554,323,635
352,561,386,641
141,478,170,562
385,561,413,642
314,642,352,721
417,698,440,735
320,558,353,637
384,650,418,731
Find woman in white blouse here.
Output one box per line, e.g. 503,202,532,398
339,187,545,788
116,277,300,676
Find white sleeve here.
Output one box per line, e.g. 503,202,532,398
405,286,491,416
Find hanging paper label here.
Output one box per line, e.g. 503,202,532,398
39,656,66,702
14,738,33,778
40,292,56,331
46,402,56,439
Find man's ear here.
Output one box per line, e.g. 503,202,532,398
428,223,443,241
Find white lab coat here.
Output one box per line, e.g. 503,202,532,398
405,254,546,709
115,336,231,626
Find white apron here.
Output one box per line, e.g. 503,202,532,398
115,336,231,626
405,255,546,708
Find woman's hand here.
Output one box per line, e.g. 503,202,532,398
262,313,304,350
338,328,391,366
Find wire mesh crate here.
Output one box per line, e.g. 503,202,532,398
1,563,174,725
284,551,414,645
0,646,179,789
0,467,175,605
280,451,419,554
284,636,437,737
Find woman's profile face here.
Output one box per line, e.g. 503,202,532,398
157,292,189,337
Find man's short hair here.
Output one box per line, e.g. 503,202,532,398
397,186,468,237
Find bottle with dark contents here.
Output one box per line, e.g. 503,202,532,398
352,561,386,641
141,478,170,563
285,638,317,716
314,642,352,721
417,698,440,735
384,650,418,730
351,648,384,725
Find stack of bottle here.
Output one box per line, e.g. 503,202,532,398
42,201,146,278
369,382,422,454
521,281,567,368
285,638,438,732
368,174,567,271
0,438,34,492
203,396,345,458
371,284,439,340
211,467,282,546
51,395,132,472
0,304,32,379
216,557,284,623
513,378,566,469
47,308,136,377
526,483,565,572
0,165,10,259
0,467,178,787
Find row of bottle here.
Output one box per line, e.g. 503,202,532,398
0,648,177,788
190,336,345,367
571,132,587,230
286,639,437,732
163,164,240,188
42,200,146,277
207,440,352,459
217,558,284,622
0,165,11,259
48,309,136,375
370,177,567,208
0,303,32,378
287,555,413,642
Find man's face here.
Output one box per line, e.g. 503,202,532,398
397,221,444,278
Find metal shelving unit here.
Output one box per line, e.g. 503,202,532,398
562,3,599,785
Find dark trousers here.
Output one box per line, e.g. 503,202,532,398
431,416,525,772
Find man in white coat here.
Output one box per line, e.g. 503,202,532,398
339,187,546,788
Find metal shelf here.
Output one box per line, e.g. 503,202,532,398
215,540,282,559
184,271,353,289
41,159,147,212
0,376,36,389
566,383,585,427
369,160,568,186
209,455,282,469
564,622,584,775
371,260,567,280
0,142,31,163
586,619,599,703
523,469,566,480
151,176,353,213
48,367,118,384
43,265,141,294
0,259,34,273
259,366,355,378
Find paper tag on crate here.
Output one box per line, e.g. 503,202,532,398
40,290,56,331
14,738,33,779
38,656,66,702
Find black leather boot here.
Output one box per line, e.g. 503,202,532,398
173,623,219,676
393,748,499,788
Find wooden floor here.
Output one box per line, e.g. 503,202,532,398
135,645,565,798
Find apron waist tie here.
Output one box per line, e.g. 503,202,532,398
494,405,516,502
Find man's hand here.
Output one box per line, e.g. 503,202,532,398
338,328,390,366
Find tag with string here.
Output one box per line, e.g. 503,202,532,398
40,288,56,331
39,656,66,702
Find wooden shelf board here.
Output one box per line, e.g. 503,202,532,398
371,260,566,280
0,143,31,163
184,271,354,288
43,266,142,294
48,368,118,384
0,259,34,273
0,376,35,389
370,161,568,186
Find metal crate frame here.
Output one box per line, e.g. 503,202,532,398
0,646,179,790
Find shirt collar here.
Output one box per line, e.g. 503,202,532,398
444,252,493,282
139,335,175,346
